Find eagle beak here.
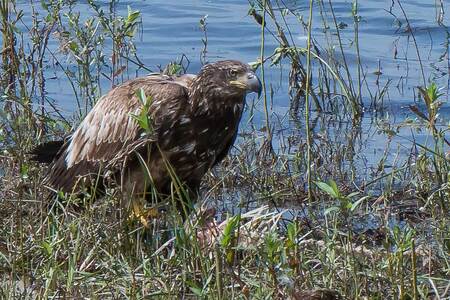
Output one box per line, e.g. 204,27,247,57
246,72,262,98
230,72,262,98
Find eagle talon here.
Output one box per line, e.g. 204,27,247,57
130,201,159,228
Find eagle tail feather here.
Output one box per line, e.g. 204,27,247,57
30,140,65,163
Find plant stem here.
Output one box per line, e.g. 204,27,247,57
260,0,271,142
305,0,314,200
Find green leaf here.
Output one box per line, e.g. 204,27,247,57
130,113,149,132
324,206,340,215
189,287,203,296
124,6,141,37
350,195,370,212
220,214,240,248
329,180,340,195
347,191,360,198
20,164,29,179
136,88,147,105
186,281,203,296
131,89,154,133
344,201,352,210
286,222,297,245
40,0,49,11
315,180,339,199
41,241,52,256
264,231,281,263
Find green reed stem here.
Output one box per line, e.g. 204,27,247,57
305,0,314,200
353,0,363,105
412,239,418,300
328,0,361,117
396,0,426,86
260,0,271,142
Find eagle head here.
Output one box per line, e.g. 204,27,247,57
193,60,262,99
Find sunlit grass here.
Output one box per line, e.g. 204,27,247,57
0,0,449,299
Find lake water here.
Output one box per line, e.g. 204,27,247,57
8,0,450,184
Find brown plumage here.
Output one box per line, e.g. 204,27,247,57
32,60,261,211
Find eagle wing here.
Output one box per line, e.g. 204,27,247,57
46,74,195,192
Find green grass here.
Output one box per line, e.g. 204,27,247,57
1,0,449,299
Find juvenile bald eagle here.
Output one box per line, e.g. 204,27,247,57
32,60,261,213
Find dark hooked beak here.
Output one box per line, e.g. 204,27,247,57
230,71,262,98
246,72,262,98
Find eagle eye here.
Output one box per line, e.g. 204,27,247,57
229,69,237,77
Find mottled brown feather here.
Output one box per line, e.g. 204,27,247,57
38,60,258,205
46,74,192,192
